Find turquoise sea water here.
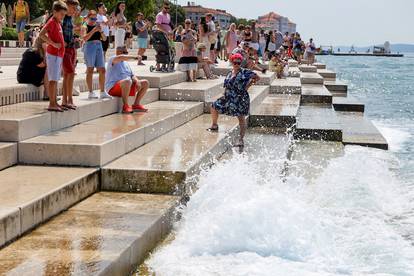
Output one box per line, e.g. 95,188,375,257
317,53,414,184
147,55,414,276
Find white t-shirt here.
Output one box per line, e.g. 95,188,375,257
207,20,215,33
306,42,316,53
97,14,110,37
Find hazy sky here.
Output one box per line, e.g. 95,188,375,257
178,0,414,46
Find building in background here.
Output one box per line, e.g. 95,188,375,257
257,12,296,33
183,2,232,28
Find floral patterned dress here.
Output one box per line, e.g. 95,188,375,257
212,68,256,116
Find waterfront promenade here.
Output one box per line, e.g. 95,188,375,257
0,45,387,274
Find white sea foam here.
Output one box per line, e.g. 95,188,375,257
373,121,412,152
147,142,414,276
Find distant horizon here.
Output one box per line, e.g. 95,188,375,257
178,0,414,46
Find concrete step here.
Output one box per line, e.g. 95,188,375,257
288,66,301,77
0,70,105,107
211,63,276,85
0,62,183,106
0,143,17,170
300,72,324,85
318,69,337,80
0,92,119,142
313,62,326,69
288,59,298,67
294,105,343,141
250,94,300,128
160,78,224,102
270,77,302,94
0,89,159,142
205,85,269,113
0,166,98,248
337,112,388,150
19,101,204,167
325,79,348,94
0,192,178,275
102,114,239,195
288,140,344,181
298,65,317,73
301,84,333,104
333,96,365,112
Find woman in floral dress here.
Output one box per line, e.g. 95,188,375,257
208,53,260,147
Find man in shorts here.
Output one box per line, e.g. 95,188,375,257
61,0,79,110
105,46,149,113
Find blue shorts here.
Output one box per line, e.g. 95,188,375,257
46,54,63,81
16,19,26,33
137,37,148,49
84,41,105,68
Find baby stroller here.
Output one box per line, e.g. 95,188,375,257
150,30,175,72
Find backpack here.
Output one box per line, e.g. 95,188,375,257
132,21,138,36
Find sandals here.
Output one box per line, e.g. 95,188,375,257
233,139,245,147
206,125,219,132
47,107,64,112
62,104,77,110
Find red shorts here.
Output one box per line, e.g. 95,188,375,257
108,80,137,97
62,47,76,74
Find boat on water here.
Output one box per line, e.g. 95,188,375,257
316,41,404,57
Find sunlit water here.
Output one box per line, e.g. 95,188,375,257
145,54,414,275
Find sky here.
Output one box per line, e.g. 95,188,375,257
178,0,414,46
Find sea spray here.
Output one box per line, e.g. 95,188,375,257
147,137,414,276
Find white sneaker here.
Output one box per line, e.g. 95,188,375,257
88,91,99,99
100,91,113,99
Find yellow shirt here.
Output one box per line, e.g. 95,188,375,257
15,1,28,21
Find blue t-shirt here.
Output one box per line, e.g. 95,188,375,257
105,56,134,92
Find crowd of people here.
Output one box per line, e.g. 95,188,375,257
12,0,317,145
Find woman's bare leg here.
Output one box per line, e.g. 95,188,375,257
238,116,247,144
210,106,219,128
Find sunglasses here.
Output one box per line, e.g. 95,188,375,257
233,61,242,65
90,17,97,21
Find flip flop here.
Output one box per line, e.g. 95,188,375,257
62,104,77,110
47,107,64,112
206,126,219,132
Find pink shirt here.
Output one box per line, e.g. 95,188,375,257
156,11,171,33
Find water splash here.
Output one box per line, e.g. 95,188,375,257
147,136,414,276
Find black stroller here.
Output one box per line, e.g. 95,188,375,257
150,30,175,72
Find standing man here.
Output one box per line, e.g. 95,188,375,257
61,0,79,110
96,2,110,59
155,1,172,34
205,13,216,61
13,0,30,47
135,12,148,65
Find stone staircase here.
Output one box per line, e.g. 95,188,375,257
0,47,157,66
0,56,389,274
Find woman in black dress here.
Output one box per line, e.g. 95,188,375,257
208,53,260,147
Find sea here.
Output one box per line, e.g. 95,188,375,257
144,54,414,276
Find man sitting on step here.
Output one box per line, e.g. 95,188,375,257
105,46,149,114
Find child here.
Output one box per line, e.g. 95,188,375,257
268,52,287,79
167,31,176,57
39,0,67,112
196,43,217,79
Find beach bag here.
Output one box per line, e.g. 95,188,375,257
208,32,217,44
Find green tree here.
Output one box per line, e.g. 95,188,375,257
168,2,185,27
230,16,255,27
